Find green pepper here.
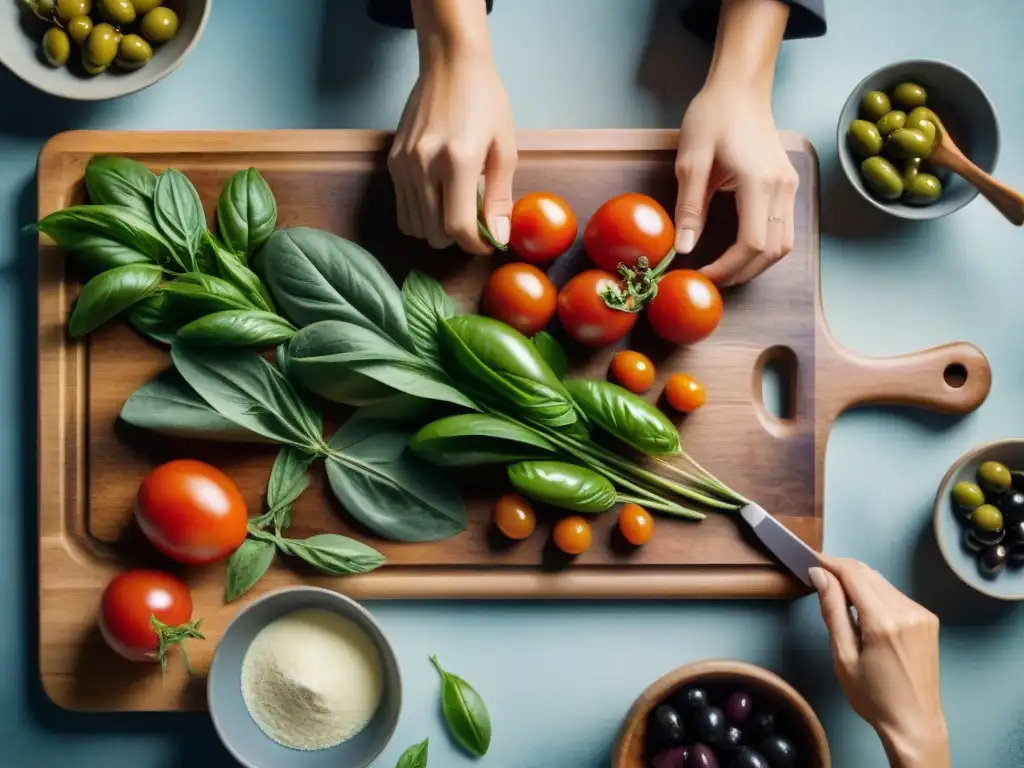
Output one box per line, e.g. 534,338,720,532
564,379,680,455
410,413,557,467
507,461,617,513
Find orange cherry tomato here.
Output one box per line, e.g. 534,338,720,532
493,493,537,540
553,515,592,555
481,262,558,337
583,193,674,272
618,503,654,546
135,459,248,565
609,350,656,394
665,373,707,413
647,270,723,345
509,192,578,264
556,269,638,347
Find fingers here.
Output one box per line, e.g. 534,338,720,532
438,144,489,256
811,567,860,672
481,136,517,248
732,169,799,285
700,178,769,286
674,154,713,254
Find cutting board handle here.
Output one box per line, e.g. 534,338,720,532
826,341,991,417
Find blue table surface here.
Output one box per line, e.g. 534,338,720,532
4,1,1024,766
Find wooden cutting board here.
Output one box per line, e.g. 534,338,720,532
37,130,991,711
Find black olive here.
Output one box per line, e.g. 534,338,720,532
980,544,1007,578
690,705,725,745
725,691,753,725
720,725,743,752
746,711,775,741
649,745,689,768
648,704,686,752
671,687,709,715
759,735,797,768
731,747,770,768
963,528,985,553
686,743,719,768
999,491,1024,526
1013,470,1024,493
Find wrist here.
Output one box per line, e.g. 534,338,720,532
704,0,787,102
879,721,950,768
413,0,493,65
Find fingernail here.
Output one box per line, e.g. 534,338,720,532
491,216,510,245
677,228,696,254
809,567,828,594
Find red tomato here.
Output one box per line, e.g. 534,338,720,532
583,193,674,272
99,569,202,669
509,192,578,264
665,373,707,413
647,270,723,345
609,350,656,394
480,262,557,336
135,459,248,565
556,269,637,347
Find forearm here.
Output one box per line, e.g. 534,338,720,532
704,0,790,102
411,0,492,62
881,724,951,768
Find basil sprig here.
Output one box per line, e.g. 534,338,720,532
397,738,429,768
431,656,492,758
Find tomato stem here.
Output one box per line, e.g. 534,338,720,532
600,248,678,314
150,615,205,675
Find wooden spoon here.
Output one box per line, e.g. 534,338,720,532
928,121,1024,225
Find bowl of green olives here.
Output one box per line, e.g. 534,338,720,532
1,0,209,101
837,59,999,220
934,439,1024,600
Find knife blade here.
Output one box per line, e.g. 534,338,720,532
740,503,821,588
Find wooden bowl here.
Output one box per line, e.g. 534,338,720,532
612,660,830,768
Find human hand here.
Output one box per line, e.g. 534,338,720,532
810,558,950,768
388,24,516,256
673,84,799,286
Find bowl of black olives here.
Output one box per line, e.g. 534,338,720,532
612,659,830,768
934,439,1024,600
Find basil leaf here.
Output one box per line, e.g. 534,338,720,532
45,232,152,274
154,169,206,271
170,341,325,452
37,204,175,264
326,418,467,542
410,413,557,467
351,394,446,427
266,445,313,530
216,168,277,258
440,315,579,430
259,227,413,349
119,370,271,442
224,538,276,603
507,460,617,513
564,379,680,455
532,331,568,379
126,290,179,345
430,656,491,758
397,738,429,768
277,533,385,575
176,310,296,348
84,156,156,217
162,273,255,321
68,263,163,337
205,233,275,312
402,270,455,361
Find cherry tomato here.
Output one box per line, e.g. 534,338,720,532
583,193,674,272
618,503,654,546
99,569,203,670
665,373,707,413
493,493,537,540
480,262,558,337
509,192,578,264
609,350,656,394
556,269,637,347
135,459,248,565
647,270,723,345
553,515,592,555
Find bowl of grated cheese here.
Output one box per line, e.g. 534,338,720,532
208,586,402,768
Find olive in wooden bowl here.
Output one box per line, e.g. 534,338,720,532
612,660,830,768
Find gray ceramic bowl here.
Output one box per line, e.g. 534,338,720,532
208,587,402,768
934,439,1024,601
0,0,210,101
836,59,999,220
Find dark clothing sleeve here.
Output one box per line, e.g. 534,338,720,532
367,0,493,29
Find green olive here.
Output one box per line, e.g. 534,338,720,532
876,110,906,137
131,0,163,11
904,172,942,205
860,90,891,122
42,27,71,67
56,0,90,21
66,15,93,44
141,7,179,43
860,156,903,201
116,33,153,69
86,22,119,68
892,81,928,110
100,0,135,25
887,127,935,159
972,503,1004,533
847,119,883,158
81,49,108,75
907,106,941,131
978,461,1012,494
952,481,986,511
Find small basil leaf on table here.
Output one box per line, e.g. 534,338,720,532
216,168,278,258
119,370,273,443
154,169,206,271
176,310,296,347
402,269,456,361
68,263,163,337
397,738,429,768
564,378,680,455
224,537,276,603
507,460,617,513
204,233,275,312
265,445,313,530
125,291,180,346
430,655,492,757
276,533,386,575
161,272,256,321
259,227,414,349
37,204,175,264
84,156,156,217
410,413,557,467
326,418,467,542
532,331,568,379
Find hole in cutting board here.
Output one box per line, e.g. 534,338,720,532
944,363,968,389
756,346,798,423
